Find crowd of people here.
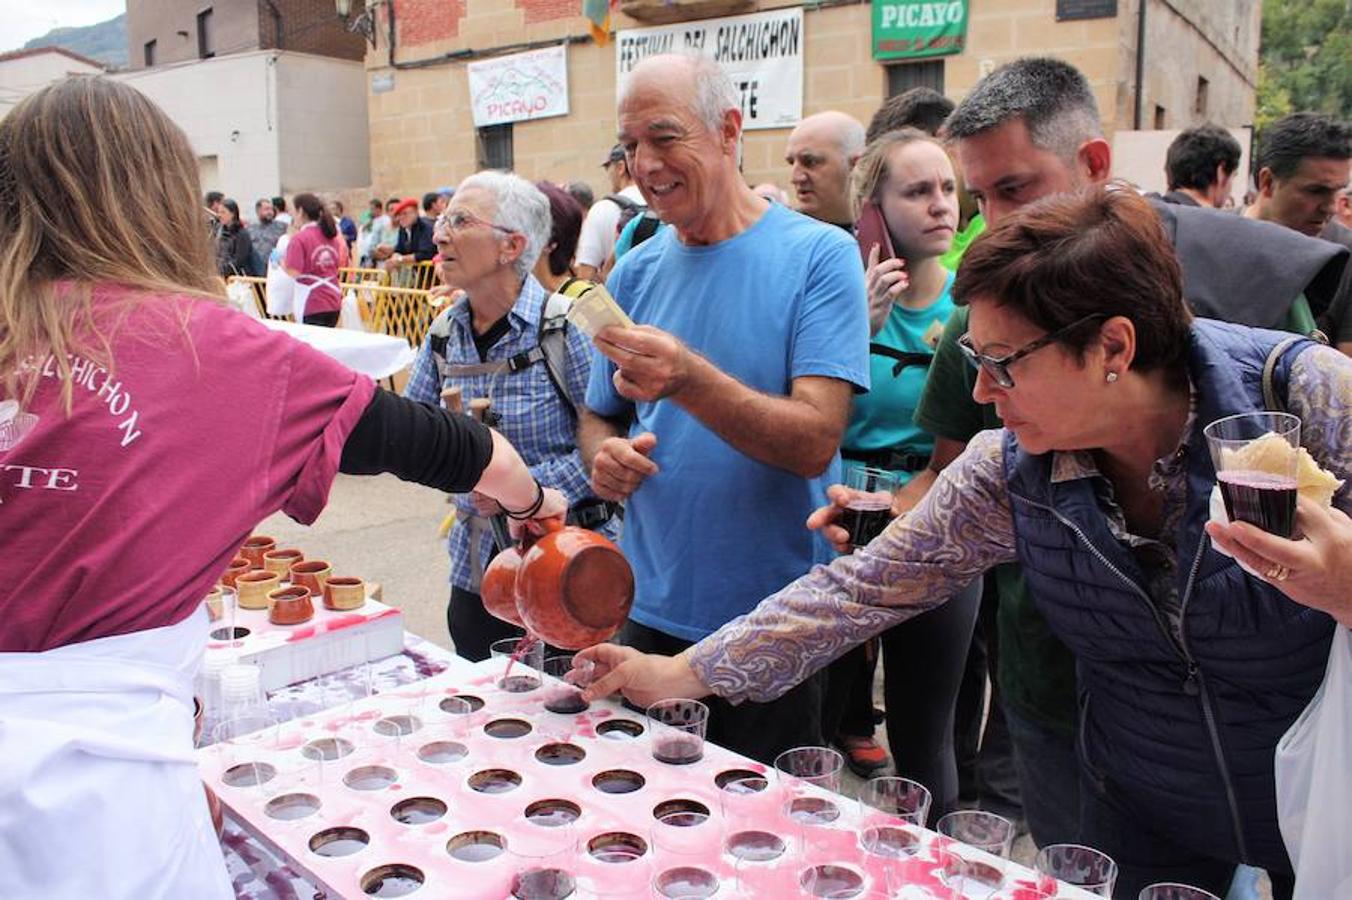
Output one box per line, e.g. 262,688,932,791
1,47,1349,900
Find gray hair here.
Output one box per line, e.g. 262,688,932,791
620,54,740,136
457,170,551,281
944,57,1101,163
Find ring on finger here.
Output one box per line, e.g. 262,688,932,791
1264,563,1290,582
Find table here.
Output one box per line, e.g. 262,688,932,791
219,635,461,899
259,319,416,380
207,641,1096,899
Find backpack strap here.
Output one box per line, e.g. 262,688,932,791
427,292,578,414
538,292,580,414
426,308,458,383
631,213,662,247
869,343,934,377
605,193,640,213
1261,335,1305,413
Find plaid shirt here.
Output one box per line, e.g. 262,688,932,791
404,275,616,592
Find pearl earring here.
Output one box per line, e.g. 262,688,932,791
1106,372,1119,383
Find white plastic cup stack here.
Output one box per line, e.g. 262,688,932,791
197,652,230,724
219,663,265,717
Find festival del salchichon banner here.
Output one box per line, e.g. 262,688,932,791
616,7,804,131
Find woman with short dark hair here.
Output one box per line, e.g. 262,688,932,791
533,180,589,296
580,185,1352,898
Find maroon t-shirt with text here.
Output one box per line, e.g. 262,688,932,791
0,286,375,651
284,223,348,314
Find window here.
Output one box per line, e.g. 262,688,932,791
476,124,514,171
143,40,156,67
887,60,944,97
197,8,214,59
1154,104,1166,130
1195,76,1209,117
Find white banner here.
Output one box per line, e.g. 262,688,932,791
616,7,804,131
468,44,570,128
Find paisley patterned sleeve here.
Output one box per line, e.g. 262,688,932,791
687,429,1018,704
1287,345,1352,515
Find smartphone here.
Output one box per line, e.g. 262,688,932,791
854,200,895,268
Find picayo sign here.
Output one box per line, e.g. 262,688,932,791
468,44,569,128
872,0,968,60
616,7,804,131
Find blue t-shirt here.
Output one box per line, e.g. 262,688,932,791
587,202,870,641
841,271,955,486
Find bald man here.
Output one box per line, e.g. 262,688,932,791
578,55,870,763
785,111,866,228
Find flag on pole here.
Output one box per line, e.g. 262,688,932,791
583,0,615,45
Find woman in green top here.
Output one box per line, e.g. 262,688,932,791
821,128,982,819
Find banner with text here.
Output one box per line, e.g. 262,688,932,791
616,7,803,131
872,0,968,60
468,44,569,128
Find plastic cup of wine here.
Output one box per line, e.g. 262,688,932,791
543,654,595,715
775,746,845,827
650,809,721,899
842,465,898,550
492,636,544,693
509,818,579,900
646,699,709,766
1203,411,1301,538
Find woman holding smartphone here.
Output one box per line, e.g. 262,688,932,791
823,128,980,820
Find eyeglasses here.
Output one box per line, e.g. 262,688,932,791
434,210,517,240
958,314,1106,389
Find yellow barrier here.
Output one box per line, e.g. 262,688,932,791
227,275,438,349
389,260,439,291
363,284,442,350
339,266,390,286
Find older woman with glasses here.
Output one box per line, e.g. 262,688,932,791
578,186,1352,898
404,172,619,661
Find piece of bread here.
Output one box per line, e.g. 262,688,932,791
1220,432,1344,507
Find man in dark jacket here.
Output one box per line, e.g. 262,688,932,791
247,198,287,276
1160,123,1242,208
385,197,436,270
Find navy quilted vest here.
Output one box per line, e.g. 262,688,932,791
1003,320,1334,870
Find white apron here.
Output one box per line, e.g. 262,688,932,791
0,606,232,899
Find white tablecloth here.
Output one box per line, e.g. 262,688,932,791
259,319,415,380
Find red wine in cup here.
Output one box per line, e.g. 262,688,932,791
1218,470,1297,538
511,868,575,900
840,498,891,548
544,690,589,715
653,735,703,765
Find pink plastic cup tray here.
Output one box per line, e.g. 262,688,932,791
198,659,1095,898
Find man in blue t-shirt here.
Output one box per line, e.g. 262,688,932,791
579,54,870,763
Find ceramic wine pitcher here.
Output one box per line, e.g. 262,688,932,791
480,519,634,650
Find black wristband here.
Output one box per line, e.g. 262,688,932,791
501,480,545,520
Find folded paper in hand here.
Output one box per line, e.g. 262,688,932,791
566,284,634,339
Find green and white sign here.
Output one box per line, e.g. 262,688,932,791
872,0,968,60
